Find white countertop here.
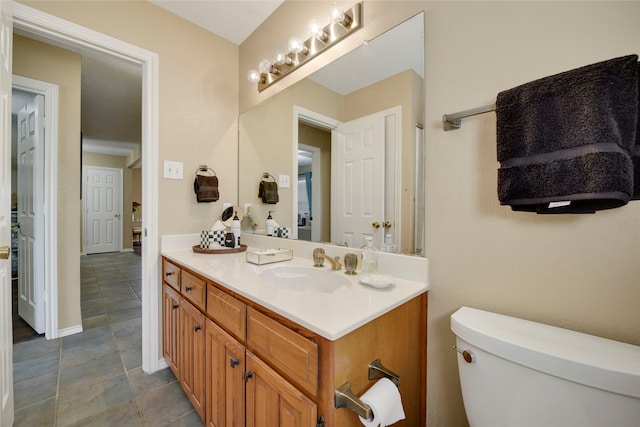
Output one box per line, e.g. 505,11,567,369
161,234,430,341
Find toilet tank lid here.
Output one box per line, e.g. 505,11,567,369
451,306,640,399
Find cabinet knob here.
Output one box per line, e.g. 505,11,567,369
194,325,202,332
230,358,240,368
243,371,253,382
185,286,193,292
165,271,174,277
172,304,179,309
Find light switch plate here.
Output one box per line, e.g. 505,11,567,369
163,160,183,180
279,174,290,188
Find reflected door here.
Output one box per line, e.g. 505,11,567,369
331,111,386,248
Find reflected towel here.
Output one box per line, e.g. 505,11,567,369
632,61,640,200
259,180,279,204
496,54,638,213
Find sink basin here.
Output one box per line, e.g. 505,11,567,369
260,266,350,293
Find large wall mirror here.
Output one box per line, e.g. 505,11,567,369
239,12,425,256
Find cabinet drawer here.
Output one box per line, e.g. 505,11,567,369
206,284,246,341
246,307,318,396
181,270,206,311
163,259,180,291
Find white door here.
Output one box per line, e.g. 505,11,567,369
331,112,387,249
0,0,14,424
16,93,44,334
84,166,122,254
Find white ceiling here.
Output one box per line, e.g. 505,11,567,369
150,0,284,45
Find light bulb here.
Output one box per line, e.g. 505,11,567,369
259,59,273,74
275,51,292,66
310,20,328,41
331,8,352,27
247,69,261,83
288,37,308,55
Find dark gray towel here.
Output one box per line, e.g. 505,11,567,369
497,54,638,213
194,175,219,202
258,181,279,204
632,61,640,200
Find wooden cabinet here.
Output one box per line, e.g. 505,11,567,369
162,283,180,377
205,317,246,427
245,351,317,427
179,296,206,420
162,257,427,427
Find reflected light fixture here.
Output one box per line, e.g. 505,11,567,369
247,2,362,92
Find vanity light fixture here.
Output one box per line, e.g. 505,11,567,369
247,2,362,92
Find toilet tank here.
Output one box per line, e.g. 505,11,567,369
451,306,640,427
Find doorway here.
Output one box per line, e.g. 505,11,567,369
12,3,161,376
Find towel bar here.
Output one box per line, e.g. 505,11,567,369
442,103,496,131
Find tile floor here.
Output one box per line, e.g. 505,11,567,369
12,251,204,426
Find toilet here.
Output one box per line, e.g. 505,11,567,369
451,306,640,427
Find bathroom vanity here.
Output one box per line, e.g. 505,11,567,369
161,235,429,426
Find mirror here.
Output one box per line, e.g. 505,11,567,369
239,12,424,255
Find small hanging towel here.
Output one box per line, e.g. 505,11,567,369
193,165,219,202
258,173,279,204
496,54,638,214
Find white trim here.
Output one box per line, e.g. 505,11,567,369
57,324,83,338
12,75,58,340
293,106,340,242
13,3,161,373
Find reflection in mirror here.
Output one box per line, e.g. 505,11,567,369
239,12,424,255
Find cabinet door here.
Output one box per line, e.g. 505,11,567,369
245,351,317,427
162,284,180,377
206,318,245,427
180,298,206,420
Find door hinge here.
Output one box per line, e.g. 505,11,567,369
316,416,324,427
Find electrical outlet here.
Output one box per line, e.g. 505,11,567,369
163,160,183,180
244,203,252,215
279,174,290,188
223,202,232,210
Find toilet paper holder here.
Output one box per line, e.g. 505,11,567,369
334,358,400,421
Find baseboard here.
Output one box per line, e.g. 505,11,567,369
58,324,83,338
157,357,168,370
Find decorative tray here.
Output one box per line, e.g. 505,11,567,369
192,244,247,254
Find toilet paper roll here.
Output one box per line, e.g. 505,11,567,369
358,378,405,427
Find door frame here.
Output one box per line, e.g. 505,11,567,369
82,165,124,255
292,106,340,241
12,77,57,338
13,3,161,372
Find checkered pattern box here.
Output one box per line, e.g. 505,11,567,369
200,231,210,249
210,230,226,247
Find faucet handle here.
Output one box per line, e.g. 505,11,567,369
313,248,325,267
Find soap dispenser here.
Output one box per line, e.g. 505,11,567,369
266,211,275,236
361,237,378,274
231,211,241,248
381,234,395,253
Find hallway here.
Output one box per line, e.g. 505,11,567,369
12,251,203,426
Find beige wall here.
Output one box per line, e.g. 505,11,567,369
239,78,343,229
20,0,239,334
23,0,240,237
242,1,640,426
13,34,82,331
82,152,135,249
